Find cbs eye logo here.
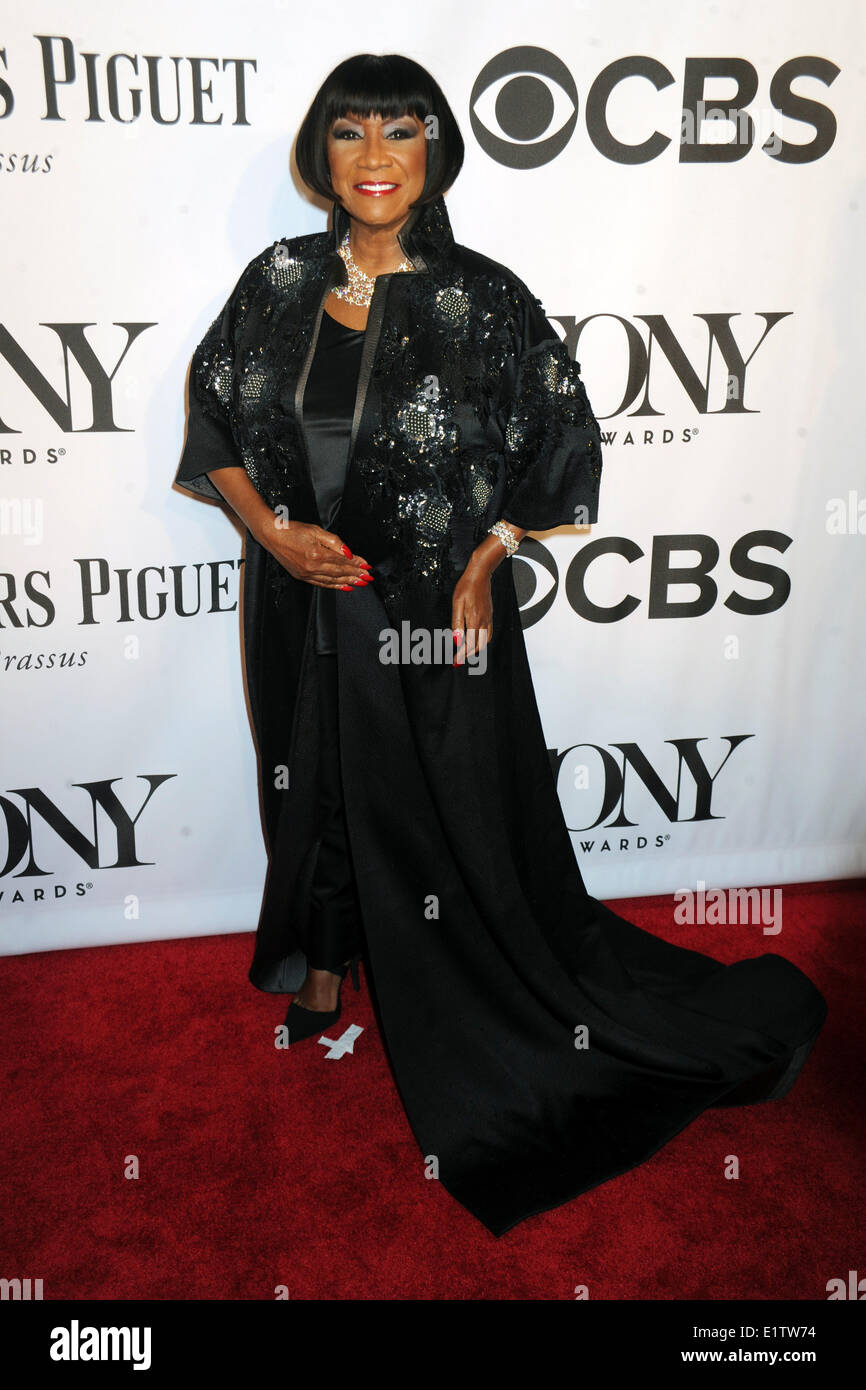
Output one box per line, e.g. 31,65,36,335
470,46,578,169
512,538,559,628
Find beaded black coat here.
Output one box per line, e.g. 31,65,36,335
176,193,610,1221
177,191,603,592
176,183,603,952
175,191,604,944
173,198,830,1239
177,192,601,599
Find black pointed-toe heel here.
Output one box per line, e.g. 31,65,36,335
283,954,362,1044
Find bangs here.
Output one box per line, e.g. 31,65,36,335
322,91,431,129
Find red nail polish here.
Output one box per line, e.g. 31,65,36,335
340,584,352,591
341,544,353,558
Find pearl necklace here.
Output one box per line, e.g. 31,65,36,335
330,231,414,307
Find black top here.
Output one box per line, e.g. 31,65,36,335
301,310,365,654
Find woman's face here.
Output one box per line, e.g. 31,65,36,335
326,109,428,235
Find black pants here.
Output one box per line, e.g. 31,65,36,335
299,653,366,973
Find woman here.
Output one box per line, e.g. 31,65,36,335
175,53,827,1237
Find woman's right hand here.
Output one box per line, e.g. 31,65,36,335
255,515,372,590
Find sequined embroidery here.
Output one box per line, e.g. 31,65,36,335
182,197,603,611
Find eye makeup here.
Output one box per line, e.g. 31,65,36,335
330,115,419,139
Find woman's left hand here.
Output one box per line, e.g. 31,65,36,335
451,560,494,662
452,534,508,661
451,525,527,662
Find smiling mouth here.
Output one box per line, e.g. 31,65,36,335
353,182,399,194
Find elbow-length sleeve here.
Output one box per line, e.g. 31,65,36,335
175,269,247,502
498,287,603,532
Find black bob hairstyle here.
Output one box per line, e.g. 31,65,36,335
295,53,464,208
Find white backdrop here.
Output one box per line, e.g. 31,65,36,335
1,0,864,956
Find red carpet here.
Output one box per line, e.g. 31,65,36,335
1,882,861,1300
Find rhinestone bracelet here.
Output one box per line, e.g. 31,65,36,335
488,521,521,557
